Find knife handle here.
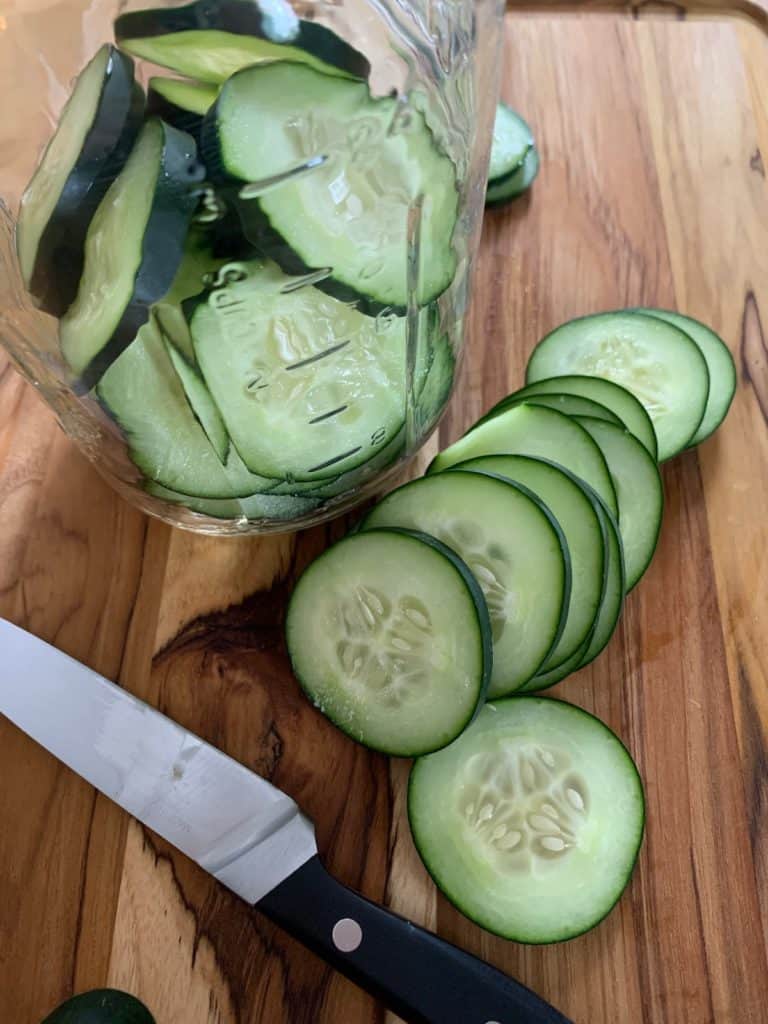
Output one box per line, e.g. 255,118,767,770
257,855,572,1024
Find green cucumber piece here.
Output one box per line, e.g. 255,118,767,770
286,529,492,756
361,472,571,697
148,77,218,116
42,989,155,1024
429,403,619,518
491,392,623,426
163,337,229,463
408,697,645,943
488,104,534,183
147,483,319,521
526,312,710,460
486,147,539,207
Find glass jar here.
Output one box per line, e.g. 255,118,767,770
0,0,503,534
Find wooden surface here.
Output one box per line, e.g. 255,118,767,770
1,8,768,1024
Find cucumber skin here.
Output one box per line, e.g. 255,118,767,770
114,0,370,81
76,121,205,391
42,989,155,1024
26,48,145,317
407,696,646,944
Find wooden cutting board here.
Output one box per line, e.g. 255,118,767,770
1,5,767,1023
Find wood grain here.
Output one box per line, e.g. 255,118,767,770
1,8,768,1024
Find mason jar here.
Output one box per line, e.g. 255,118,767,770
0,0,503,533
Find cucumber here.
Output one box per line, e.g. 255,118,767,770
147,483,319,522
490,392,623,426
286,529,492,756
486,147,539,207
574,416,663,591
147,77,218,136
408,697,645,943
97,318,277,497
162,337,229,463
488,104,533,183
115,0,370,83
429,403,619,519
189,259,406,482
451,455,605,673
272,429,405,501
413,331,456,435
489,374,658,459
526,312,710,460
361,472,571,697
632,308,736,446
203,61,458,308
59,118,204,389
42,989,155,1024
16,45,144,317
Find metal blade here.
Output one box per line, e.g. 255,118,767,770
0,618,316,904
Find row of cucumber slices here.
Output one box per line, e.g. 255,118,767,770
286,306,735,944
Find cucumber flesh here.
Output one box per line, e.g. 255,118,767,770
632,308,736,446
147,482,319,522
361,471,571,697
413,331,456,436
148,77,218,115
429,403,619,519
163,337,229,463
286,529,492,756
494,392,623,426
189,259,406,481
574,416,663,591
488,104,534,182
486,147,539,207
452,455,605,673
408,697,645,943
526,312,710,460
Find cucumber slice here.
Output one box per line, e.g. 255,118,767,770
286,529,492,756
59,119,203,389
486,147,539,207
98,319,276,497
408,697,645,943
490,375,658,460
148,77,218,116
526,312,710,460
414,332,456,435
204,61,458,308
361,472,571,696
17,45,144,317
115,0,370,83
452,455,605,673
488,104,534,183
272,429,405,500
189,259,405,482
153,237,227,364
632,309,736,446
574,417,663,591
491,392,623,426
42,989,155,1024
163,337,229,463
429,403,619,518
147,483,319,522
524,488,624,690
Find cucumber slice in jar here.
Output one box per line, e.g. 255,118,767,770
188,259,406,482
632,308,736,446
146,483,320,522
202,61,458,308
59,119,204,389
526,312,710,461
361,472,571,696
408,697,645,943
429,403,619,519
486,374,659,460
451,455,605,673
114,0,370,83
162,336,230,464
16,44,144,317
148,77,218,116
573,416,663,591
487,104,534,184
286,529,492,756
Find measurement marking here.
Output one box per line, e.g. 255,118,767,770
239,154,329,199
309,405,348,424
308,447,362,473
286,339,351,371
246,378,268,392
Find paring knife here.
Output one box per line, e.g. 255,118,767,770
0,618,572,1024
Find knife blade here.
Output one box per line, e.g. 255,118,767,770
0,618,573,1024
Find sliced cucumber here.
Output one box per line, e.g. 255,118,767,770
486,147,539,207
361,472,571,696
163,337,229,463
526,312,710,460
189,259,405,481
408,697,645,943
414,331,456,435
59,118,203,389
574,416,663,591
286,529,492,756
204,61,458,308
452,455,604,673
115,0,370,83
147,482,319,522
429,403,619,518
17,44,144,317
632,309,736,446
489,392,623,426
98,318,276,497
148,77,218,116
272,429,405,500
488,104,533,183
491,375,658,460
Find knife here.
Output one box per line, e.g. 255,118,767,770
0,618,572,1024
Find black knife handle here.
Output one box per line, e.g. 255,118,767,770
257,855,573,1024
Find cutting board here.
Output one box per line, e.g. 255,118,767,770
1,5,767,1023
